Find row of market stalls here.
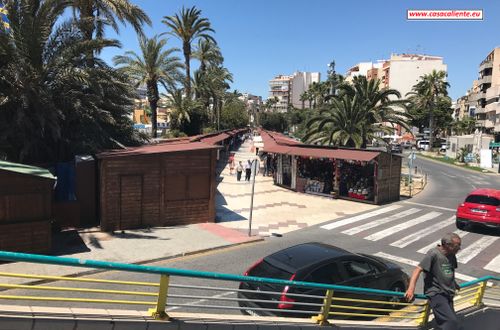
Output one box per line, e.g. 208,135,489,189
260,130,402,204
0,129,248,253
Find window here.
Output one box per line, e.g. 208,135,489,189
305,263,343,284
342,260,373,278
465,195,499,206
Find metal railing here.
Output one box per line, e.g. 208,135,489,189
0,251,497,327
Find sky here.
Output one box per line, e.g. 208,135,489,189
98,0,500,101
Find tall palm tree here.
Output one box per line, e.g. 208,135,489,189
407,70,449,149
163,6,215,97
205,65,232,130
71,0,151,41
192,38,222,74
113,35,184,138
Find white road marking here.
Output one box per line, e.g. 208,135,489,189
417,229,470,254
166,291,235,311
342,208,421,235
456,236,499,264
441,172,456,178
374,252,476,282
365,211,442,241
390,216,455,248
484,254,500,273
321,205,402,230
402,201,456,212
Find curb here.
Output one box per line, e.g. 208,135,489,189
0,237,264,289
418,154,500,175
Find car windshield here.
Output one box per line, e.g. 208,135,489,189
247,260,293,280
465,195,500,206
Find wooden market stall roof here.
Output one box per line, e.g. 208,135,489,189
96,129,248,159
260,130,381,162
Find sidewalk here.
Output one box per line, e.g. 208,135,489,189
0,223,261,285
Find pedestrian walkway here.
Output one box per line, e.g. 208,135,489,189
320,204,500,274
215,136,377,236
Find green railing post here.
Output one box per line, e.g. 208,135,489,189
474,281,487,306
148,275,170,320
418,300,431,327
312,289,334,325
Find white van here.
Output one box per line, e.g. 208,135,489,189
417,140,430,151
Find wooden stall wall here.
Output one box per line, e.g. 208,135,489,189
162,149,216,226
375,153,402,204
99,155,161,231
99,149,217,231
0,171,52,252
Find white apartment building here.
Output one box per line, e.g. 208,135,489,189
381,53,447,98
268,71,320,112
239,93,263,124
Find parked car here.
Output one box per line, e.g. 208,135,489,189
238,242,409,317
456,189,500,229
439,144,448,153
416,140,430,151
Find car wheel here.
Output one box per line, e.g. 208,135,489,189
456,219,467,230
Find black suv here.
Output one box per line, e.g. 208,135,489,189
238,242,409,317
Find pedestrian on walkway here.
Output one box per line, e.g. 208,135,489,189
405,233,462,330
229,154,235,175
236,161,243,181
245,160,252,181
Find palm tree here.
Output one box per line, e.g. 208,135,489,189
113,35,184,138
1,0,136,162
304,76,411,148
299,91,309,109
407,70,450,149
192,38,222,74
304,95,364,147
164,89,191,127
163,6,215,97
338,76,410,147
71,0,151,41
205,65,233,130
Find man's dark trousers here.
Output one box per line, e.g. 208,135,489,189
429,293,460,330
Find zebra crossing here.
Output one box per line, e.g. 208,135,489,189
320,205,500,273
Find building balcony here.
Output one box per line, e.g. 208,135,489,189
478,75,492,86
468,92,485,102
475,106,486,114
485,102,499,113
486,85,500,101
485,118,496,128
479,61,493,72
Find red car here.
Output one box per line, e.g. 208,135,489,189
456,189,500,229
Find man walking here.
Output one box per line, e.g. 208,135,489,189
245,160,252,181
405,233,462,330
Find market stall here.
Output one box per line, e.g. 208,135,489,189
261,130,402,205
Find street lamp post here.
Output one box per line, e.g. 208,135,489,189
248,159,258,237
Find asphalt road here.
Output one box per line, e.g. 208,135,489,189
4,154,500,315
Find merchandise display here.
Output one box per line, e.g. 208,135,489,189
338,160,375,201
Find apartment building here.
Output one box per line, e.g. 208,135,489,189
239,93,262,124
471,47,500,135
345,62,383,83
453,81,479,120
268,71,320,112
379,53,448,97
